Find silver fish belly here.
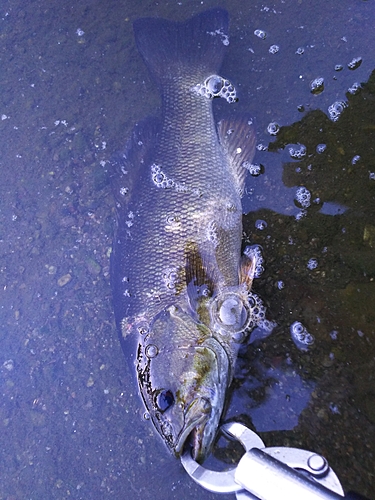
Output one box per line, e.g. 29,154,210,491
110,8,258,461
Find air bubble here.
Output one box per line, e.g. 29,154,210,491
295,210,307,221
219,298,243,326
328,101,347,122
255,219,267,230
277,280,285,290
310,77,324,95
162,267,180,291
347,57,362,70
290,321,315,351
307,258,318,270
166,214,180,227
145,344,158,358
137,322,149,335
255,265,264,276
267,122,280,135
254,29,267,39
316,144,326,154
295,187,311,208
289,144,306,159
269,44,279,54
206,75,223,94
330,330,338,340
351,155,361,165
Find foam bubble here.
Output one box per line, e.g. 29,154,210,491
257,318,277,333
151,163,174,189
193,74,237,103
289,144,306,159
316,144,327,154
347,57,362,70
269,44,279,54
248,292,266,321
307,258,318,270
244,245,264,278
290,321,315,351
295,186,311,208
254,29,267,39
247,293,277,343
267,122,280,135
348,82,361,95
295,210,307,221
242,162,263,177
328,101,347,122
255,219,267,230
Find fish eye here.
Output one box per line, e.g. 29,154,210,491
155,389,175,413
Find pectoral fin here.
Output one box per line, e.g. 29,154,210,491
217,116,257,196
185,242,217,319
239,252,256,291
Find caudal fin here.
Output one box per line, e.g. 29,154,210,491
133,8,229,84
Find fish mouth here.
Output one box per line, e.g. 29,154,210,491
174,397,211,456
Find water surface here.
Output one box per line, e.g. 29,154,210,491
0,0,374,498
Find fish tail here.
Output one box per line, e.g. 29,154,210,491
133,8,229,84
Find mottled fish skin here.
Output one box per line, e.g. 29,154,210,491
110,8,257,461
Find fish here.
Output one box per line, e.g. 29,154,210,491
110,8,261,462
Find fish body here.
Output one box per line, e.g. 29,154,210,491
110,8,257,460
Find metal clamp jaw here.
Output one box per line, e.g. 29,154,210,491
181,422,345,499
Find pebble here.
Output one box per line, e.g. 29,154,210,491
57,273,72,287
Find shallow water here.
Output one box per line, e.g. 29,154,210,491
0,0,374,498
